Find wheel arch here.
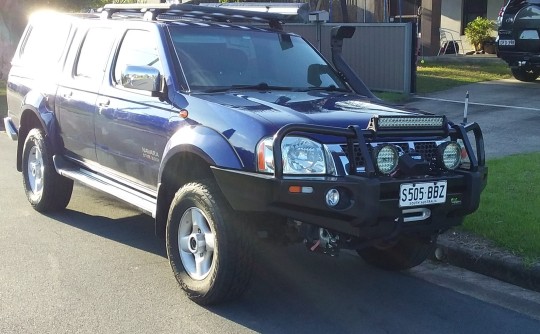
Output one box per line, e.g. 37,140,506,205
154,126,244,237
16,107,47,172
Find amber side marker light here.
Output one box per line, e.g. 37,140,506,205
179,109,189,118
288,186,313,194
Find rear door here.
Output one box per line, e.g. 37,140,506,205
56,26,115,162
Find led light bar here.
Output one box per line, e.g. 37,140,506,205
367,116,448,137
375,116,445,129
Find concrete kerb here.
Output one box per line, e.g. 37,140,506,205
434,231,540,293
409,61,540,293
420,54,505,65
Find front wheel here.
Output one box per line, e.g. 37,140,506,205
357,235,436,271
511,68,540,82
166,180,252,305
22,128,73,212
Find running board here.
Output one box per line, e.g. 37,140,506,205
53,156,157,217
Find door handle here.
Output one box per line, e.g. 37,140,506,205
97,97,110,107
97,98,110,115
62,91,73,100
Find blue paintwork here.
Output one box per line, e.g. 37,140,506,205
176,91,420,170
6,13,422,190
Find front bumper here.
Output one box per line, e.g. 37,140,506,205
213,166,487,239
213,120,488,239
497,50,540,68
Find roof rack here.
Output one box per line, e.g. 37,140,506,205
100,3,294,30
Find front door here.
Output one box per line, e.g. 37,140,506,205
95,28,172,190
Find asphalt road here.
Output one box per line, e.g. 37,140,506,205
1,137,540,333
1,78,540,333
405,78,540,159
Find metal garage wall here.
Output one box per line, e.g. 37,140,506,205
283,23,413,93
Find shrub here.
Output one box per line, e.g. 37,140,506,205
465,17,496,51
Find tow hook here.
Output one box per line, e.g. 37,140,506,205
303,227,340,256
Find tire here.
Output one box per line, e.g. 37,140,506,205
166,180,252,305
22,128,74,212
357,235,436,271
511,68,540,82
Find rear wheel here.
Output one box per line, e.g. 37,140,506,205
166,180,252,305
22,128,73,212
511,68,540,82
358,235,436,271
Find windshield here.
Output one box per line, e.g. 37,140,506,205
169,25,348,92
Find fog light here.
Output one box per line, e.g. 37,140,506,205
373,144,399,175
438,141,461,170
326,189,340,207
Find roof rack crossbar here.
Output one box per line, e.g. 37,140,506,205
100,3,290,29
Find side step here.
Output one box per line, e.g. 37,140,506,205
53,156,157,217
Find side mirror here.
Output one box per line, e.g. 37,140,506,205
121,65,162,94
307,64,330,87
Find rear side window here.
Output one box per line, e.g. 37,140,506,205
114,29,162,84
507,0,540,12
76,27,114,79
19,19,71,67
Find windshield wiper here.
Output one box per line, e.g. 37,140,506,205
202,82,296,93
296,85,350,92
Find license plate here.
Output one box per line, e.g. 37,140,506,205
399,181,447,207
499,39,515,46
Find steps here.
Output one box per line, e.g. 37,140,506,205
53,156,157,217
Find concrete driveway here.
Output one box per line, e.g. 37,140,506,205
405,78,540,159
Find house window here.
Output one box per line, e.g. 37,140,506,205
462,0,488,34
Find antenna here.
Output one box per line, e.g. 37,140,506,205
462,91,469,125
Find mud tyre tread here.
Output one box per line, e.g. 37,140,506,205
511,68,540,82
22,128,73,212
166,179,253,305
358,235,435,271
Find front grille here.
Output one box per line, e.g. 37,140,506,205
413,142,438,161
340,141,440,172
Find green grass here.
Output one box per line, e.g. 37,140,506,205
416,61,512,93
375,61,512,102
463,153,540,262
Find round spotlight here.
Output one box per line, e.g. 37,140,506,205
373,144,399,175
326,189,340,207
438,142,461,170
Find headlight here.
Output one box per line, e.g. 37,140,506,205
257,136,332,175
373,144,399,175
438,141,462,170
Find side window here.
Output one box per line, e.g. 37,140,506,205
20,20,72,67
76,27,114,79
114,29,162,85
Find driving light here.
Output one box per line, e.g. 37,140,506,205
373,144,399,175
438,142,461,170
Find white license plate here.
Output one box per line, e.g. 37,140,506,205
399,181,447,207
499,39,515,46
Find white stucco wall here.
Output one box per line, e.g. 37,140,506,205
440,0,504,53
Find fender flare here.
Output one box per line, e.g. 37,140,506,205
16,91,60,171
158,125,244,184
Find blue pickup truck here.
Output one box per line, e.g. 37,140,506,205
3,4,487,305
